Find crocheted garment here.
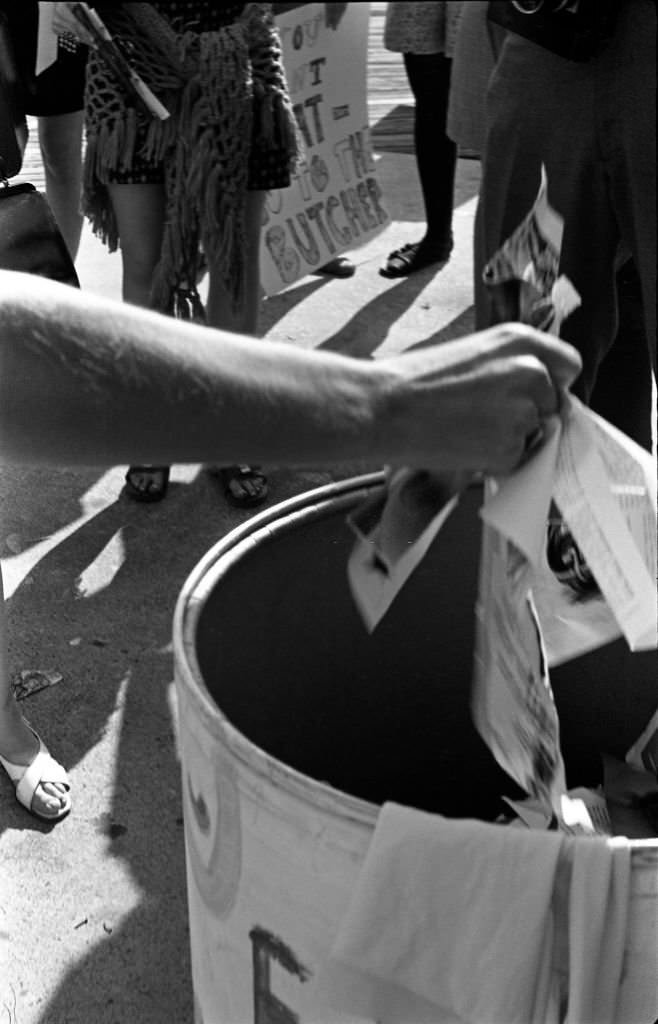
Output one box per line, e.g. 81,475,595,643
83,2,299,318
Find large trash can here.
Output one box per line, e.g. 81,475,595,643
173,473,658,1024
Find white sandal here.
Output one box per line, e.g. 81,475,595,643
0,727,71,822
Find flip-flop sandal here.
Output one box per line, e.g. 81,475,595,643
0,727,71,822
124,466,170,503
215,465,269,508
379,240,452,279
317,256,356,278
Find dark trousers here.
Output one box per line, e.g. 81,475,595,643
404,51,457,246
589,259,653,451
475,0,656,424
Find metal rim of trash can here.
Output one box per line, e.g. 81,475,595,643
174,472,386,829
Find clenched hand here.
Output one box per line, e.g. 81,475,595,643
380,323,582,474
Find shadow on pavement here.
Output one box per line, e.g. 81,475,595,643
259,275,327,335
316,266,450,358
2,473,247,1022
0,466,105,554
405,304,477,353
2,464,349,1022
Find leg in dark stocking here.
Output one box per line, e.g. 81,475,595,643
405,51,457,258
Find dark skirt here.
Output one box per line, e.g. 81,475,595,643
0,0,87,117
27,38,88,117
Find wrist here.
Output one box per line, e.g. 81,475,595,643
365,360,417,467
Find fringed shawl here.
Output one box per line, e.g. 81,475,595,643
83,3,299,319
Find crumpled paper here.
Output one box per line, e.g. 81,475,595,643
347,167,656,818
12,669,63,701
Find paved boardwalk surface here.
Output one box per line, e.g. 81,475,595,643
1,7,482,1023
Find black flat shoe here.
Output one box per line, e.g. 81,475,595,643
317,256,356,278
379,239,452,279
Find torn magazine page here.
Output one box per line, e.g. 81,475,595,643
530,549,621,668
482,164,581,335
483,395,657,666
551,396,657,653
472,416,567,814
347,469,461,633
503,788,613,836
474,476,567,815
468,167,579,815
474,396,657,814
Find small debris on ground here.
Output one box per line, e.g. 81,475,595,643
12,669,63,701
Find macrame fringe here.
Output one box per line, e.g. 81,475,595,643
149,26,251,317
83,5,300,317
254,89,302,177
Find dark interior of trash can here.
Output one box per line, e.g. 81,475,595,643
195,484,657,821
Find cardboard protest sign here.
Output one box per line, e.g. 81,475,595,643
261,3,390,295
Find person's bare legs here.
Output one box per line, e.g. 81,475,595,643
206,191,269,505
108,182,170,499
0,567,69,816
108,182,166,307
38,111,84,261
206,190,265,335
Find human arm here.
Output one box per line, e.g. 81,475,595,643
0,271,581,473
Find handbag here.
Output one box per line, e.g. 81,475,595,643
1,5,78,287
0,165,79,287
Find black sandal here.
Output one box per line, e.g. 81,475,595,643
379,239,452,279
124,466,170,503
214,465,268,509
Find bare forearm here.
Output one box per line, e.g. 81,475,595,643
0,272,582,476
0,274,389,468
